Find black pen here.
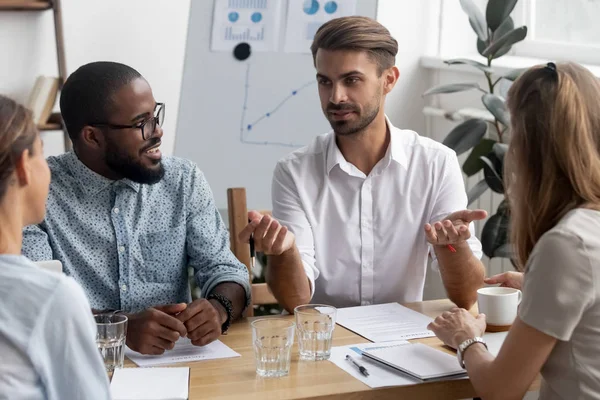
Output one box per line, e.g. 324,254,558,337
346,354,369,377
249,231,255,272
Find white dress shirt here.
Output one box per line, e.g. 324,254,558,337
272,119,482,308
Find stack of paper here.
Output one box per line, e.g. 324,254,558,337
362,343,467,381
110,367,189,400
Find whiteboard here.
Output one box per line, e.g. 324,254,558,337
175,0,378,209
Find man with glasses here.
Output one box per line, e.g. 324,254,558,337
22,62,250,355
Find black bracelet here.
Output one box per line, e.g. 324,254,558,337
207,293,233,334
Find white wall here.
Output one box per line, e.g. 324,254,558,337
0,0,191,157
377,0,441,135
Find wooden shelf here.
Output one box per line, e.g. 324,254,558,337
38,112,62,131
38,122,61,131
0,1,52,11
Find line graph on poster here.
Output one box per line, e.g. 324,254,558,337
239,63,318,148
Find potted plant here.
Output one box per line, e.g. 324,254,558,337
423,0,529,260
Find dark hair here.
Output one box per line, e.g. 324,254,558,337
59,61,142,142
0,95,38,200
310,16,398,75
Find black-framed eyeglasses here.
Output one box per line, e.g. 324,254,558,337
90,102,165,140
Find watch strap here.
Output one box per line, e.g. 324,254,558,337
457,337,487,368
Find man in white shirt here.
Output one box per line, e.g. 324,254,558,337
240,16,486,313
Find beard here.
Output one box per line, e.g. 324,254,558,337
104,137,165,185
325,97,381,136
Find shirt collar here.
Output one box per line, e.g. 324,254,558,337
325,115,408,175
66,152,141,197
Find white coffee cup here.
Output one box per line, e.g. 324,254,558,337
477,287,522,326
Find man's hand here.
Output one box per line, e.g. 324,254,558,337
238,210,295,255
175,299,224,346
126,303,188,355
484,271,524,290
425,209,487,246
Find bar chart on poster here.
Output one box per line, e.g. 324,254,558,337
176,0,377,209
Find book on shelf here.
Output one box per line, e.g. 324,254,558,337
26,76,59,127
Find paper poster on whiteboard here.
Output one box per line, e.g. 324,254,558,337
211,0,282,52
284,0,357,53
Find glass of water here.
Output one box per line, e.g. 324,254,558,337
94,313,128,373
294,304,337,361
251,318,295,378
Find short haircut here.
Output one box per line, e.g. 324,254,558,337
310,16,398,75
59,61,142,142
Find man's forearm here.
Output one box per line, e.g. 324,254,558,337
435,241,485,309
210,282,247,321
266,246,311,313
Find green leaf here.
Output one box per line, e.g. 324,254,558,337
443,119,488,156
423,83,482,96
467,179,489,206
486,0,518,32
493,243,513,258
459,0,488,41
496,199,510,215
492,143,509,162
482,94,510,127
481,154,504,193
445,58,493,73
502,67,527,81
463,138,496,176
477,38,488,58
494,16,514,39
481,211,510,258
482,26,528,58
488,17,515,58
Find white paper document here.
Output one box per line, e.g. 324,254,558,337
110,367,189,400
211,0,282,52
330,341,423,388
125,338,240,367
336,303,435,342
284,0,358,53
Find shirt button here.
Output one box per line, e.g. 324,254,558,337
121,284,127,292
119,246,125,253
113,207,119,214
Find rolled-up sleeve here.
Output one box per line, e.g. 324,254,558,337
429,151,483,270
185,166,250,305
22,223,53,261
272,161,318,297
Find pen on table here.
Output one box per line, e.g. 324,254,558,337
345,354,369,377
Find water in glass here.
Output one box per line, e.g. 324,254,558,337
252,319,295,377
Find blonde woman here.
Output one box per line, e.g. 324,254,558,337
429,62,600,400
0,95,110,399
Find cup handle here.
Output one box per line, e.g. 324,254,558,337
517,289,522,305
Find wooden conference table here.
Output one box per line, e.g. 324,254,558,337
123,299,540,399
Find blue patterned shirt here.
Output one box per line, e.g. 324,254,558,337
22,152,250,313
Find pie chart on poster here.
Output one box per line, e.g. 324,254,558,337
324,1,338,14
303,0,319,15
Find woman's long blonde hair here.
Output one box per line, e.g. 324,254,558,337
506,62,600,270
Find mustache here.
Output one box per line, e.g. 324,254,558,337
142,138,161,152
327,103,358,112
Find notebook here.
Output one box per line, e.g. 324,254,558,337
110,367,189,400
362,343,467,381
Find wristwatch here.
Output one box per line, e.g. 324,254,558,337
457,337,487,369
207,293,234,334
